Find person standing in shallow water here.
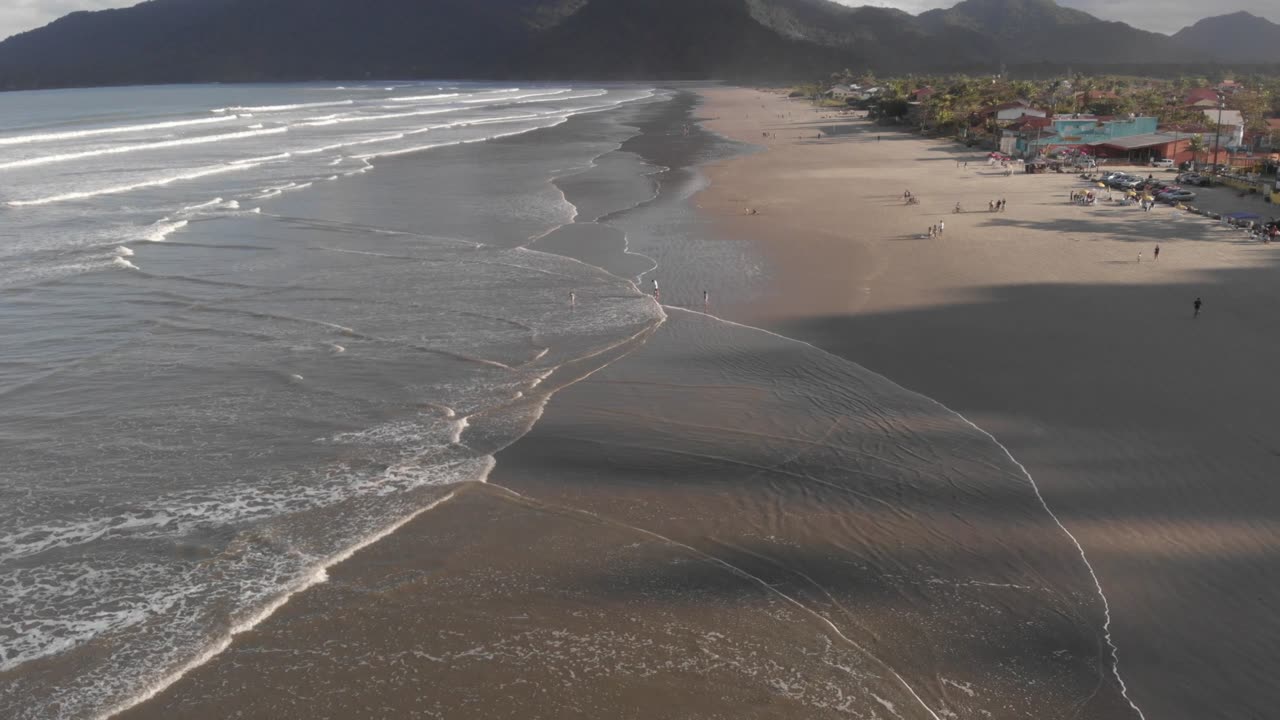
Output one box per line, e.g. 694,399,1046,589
1194,297,1202,317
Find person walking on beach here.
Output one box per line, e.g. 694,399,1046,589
989,200,995,212
938,221,945,235
703,290,709,307
1154,244,1160,262
999,198,1006,212
1137,251,1142,263
569,291,576,307
1194,297,1202,317
954,202,962,214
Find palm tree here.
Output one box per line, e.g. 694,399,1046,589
1187,135,1206,170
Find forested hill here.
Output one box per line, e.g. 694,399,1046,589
0,0,1217,91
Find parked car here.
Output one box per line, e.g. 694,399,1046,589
1182,175,1210,187
1160,190,1196,203
1150,158,1175,168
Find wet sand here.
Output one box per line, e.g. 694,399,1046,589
697,87,1280,720
112,91,1146,720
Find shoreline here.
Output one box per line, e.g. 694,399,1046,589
110,88,1135,720
692,86,1280,720
99,84,1279,720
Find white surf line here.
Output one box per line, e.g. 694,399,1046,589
482,479,942,720
0,126,288,171
0,115,237,146
96,489,462,720
670,306,1146,720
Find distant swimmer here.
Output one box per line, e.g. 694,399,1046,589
1194,297,1202,317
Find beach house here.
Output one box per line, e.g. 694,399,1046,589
1019,115,1159,156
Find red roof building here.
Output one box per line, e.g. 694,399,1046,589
1184,88,1220,108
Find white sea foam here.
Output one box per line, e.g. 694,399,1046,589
299,107,457,127
515,89,608,104
0,116,236,146
231,152,291,165
180,197,224,212
179,198,239,215
113,246,134,257
112,257,138,270
0,127,288,171
90,487,468,720
143,219,188,242
223,99,354,113
6,163,260,207
460,89,571,104
388,93,461,103
247,123,264,130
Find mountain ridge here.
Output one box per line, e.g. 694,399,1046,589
0,0,1256,91
1170,11,1280,63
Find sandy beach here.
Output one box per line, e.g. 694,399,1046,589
104,86,1279,720
696,87,1280,720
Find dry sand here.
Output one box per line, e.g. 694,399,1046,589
696,86,1280,720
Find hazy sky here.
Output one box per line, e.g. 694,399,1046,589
1,0,1278,41
843,0,1280,34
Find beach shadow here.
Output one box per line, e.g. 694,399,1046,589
974,214,1254,244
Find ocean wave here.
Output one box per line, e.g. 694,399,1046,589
0,116,236,146
388,93,461,103
231,152,291,166
0,126,288,172
6,163,260,207
143,219,188,242
220,99,355,113
355,118,569,161
460,89,571,104
299,107,457,127
112,256,139,270
515,89,608,104
180,197,225,212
